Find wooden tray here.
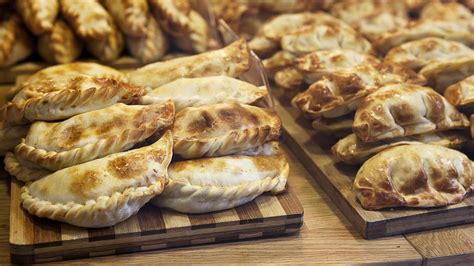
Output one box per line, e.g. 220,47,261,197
274,94,474,240
10,176,303,264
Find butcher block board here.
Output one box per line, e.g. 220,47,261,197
274,95,474,240
9,178,303,264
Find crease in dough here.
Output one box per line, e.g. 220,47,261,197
4,152,51,182
38,19,83,64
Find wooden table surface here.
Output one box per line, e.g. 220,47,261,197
0,85,473,265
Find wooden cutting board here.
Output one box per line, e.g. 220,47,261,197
10,177,303,264
275,95,474,240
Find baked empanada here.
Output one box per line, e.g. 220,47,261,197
172,10,211,53
86,23,124,62
333,131,469,165
420,1,472,21
354,144,472,210
444,76,474,113
0,102,28,128
330,0,406,25
20,131,173,228
172,102,281,159
384,38,474,71
419,56,474,94
355,11,409,42
127,39,250,89
312,113,354,137
21,75,146,121
0,124,29,155
152,144,288,213
353,84,469,142
15,101,174,171
149,0,192,34
103,0,149,37
38,19,83,64
126,15,168,64
0,14,33,68
262,51,296,79
274,67,304,90
15,0,59,35
139,76,267,111
4,152,52,182
59,0,113,40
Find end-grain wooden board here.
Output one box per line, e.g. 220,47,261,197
9,177,303,264
274,94,474,240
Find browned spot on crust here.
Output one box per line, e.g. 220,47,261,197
96,116,126,135
425,92,445,123
391,102,415,124
431,164,462,193
398,170,429,195
187,110,215,134
70,170,102,198
108,154,148,179
59,125,84,149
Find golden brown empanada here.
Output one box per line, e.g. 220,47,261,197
0,14,33,68
444,75,474,113
333,131,469,165
4,152,51,182
356,11,409,42
59,0,113,40
139,76,267,111
0,124,29,155
15,0,59,35
127,39,250,89
103,0,149,37
384,38,474,71
149,0,192,33
126,15,168,64
86,23,124,62
420,1,472,21
0,102,28,128
171,10,211,53
21,131,173,228
172,102,281,159
152,143,288,213
354,144,472,210
353,84,469,142
38,19,83,64
15,101,174,171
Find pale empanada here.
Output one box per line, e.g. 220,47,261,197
172,10,212,53
312,114,354,137
149,0,192,34
86,23,124,62
4,152,52,182
274,67,304,90
444,75,474,113
126,15,168,64
38,19,83,64
0,14,33,68
15,101,174,171
103,0,149,37
332,131,469,165
20,131,173,228
353,144,472,210
384,38,474,71
152,144,288,213
420,1,472,21
292,63,426,119
0,124,29,155
21,75,146,121
262,51,296,79
59,0,113,40
353,84,469,142
15,0,59,35
172,102,281,159
419,56,474,94
139,76,268,111
127,39,250,89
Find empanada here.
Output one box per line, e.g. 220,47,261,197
353,144,472,210
59,0,113,40
330,0,406,26
152,144,288,213
4,152,51,182
262,51,296,79
420,1,472,21
15,101,174,171
86,23,124,62
333,131,469,165
0,102,28,128
149,0,192,34
172,10,211,53
172,102,281,159
127,39,250,89
21,75,146,121
0,14,33,68
15,0,59,35
274,67,304,90
444,75,474,113
353,84,469,142
38,19,83,64
0,124,29,155
139,76,267,111
126,15,168,64
20,131,173,228
103,0,149,37
419,56,474,94
384,38,474,71
355,11,409,42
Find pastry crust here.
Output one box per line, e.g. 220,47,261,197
353,144,472,210
353,84,469,142
444,76,474,113
420,1,472,21
0,102,28,128
274,67,304,90
20,131,173,228
172,10,211,53
126,15,168,64
22,75,146,121
15,101,175,171
248,35,279,59
0,14,33,68
149,0,192,34
4,152,51,182
15,0,59,35
38,19,83,64
262,51,297,79
152,147,288,213
333,131,470,165
86,23,124,62
127,39,250,89
103,0,149,37
59,0,113,40
0,124,29,155
330,0,406,26
384,37,474,71
172,102,281,159
139,76,268,111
